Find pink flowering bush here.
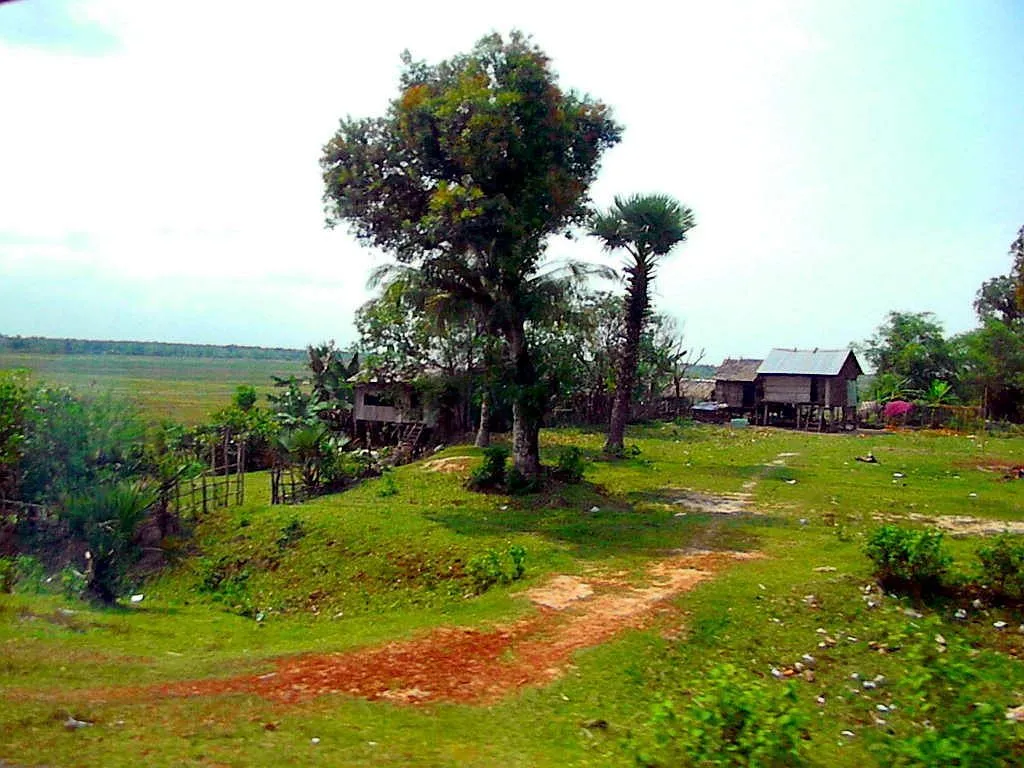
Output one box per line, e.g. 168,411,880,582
883,400,914,422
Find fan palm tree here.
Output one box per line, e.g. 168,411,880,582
590,194,695,455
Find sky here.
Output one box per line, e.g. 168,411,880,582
1,0,1022,363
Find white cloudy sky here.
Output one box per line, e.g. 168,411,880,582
1,0,1022,361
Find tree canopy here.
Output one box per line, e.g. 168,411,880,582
322,31,622,475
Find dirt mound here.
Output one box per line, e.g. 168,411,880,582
68,551,756,707
421,456,475,474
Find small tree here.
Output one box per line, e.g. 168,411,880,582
590,194,695,455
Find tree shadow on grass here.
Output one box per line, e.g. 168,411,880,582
423,479,764,561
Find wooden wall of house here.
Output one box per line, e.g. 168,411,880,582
715,381,746,407
762,375,811,404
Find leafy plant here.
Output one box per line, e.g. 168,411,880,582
276,517,306,550
632,664,809,767
976,534,1024,599
869,621,1022,767
60,566,87,599
553,446,587,483
467,446,509,491
377,471,398,498
0,557,14,593
506,466,540,495
465,545,527,593
865,525,951,594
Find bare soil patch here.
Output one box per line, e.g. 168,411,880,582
60,551,756,707
421,456,475,474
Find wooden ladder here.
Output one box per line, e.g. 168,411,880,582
402,422,425,450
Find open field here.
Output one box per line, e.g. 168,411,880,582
2,425,1023,766
0,353,307,424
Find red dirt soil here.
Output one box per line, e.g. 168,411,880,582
68,551,758,707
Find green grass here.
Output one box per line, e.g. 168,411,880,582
2,424,1023,766
0,352,306,424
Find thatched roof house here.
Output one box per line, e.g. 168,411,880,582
714,359,763,408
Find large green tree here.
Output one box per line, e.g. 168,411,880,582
864,311,958,397
590,194,695,455
321,31,621,476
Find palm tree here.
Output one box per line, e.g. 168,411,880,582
590,194,695,455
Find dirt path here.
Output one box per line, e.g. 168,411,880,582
67,550,757,707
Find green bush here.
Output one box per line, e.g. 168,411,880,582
553,446,586,483
467,446,508,491
60,566,86,599
506,466,539,495
376,471,398,497
465,545,527,593
865,525,951,594
977,534,1024,599
632,664,809,767
0,557,14,593
869,621,1022,767
276,517,306,550
0,555,46,594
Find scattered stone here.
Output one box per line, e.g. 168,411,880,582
588,506,600,513
972,599,984,609
803,670,816,683
850,672,861,680
785,479,798,485
770,667,784,680
582,719,609,730
801,654,816,668
876,704,890,713
129,594,144,603
500,505,509,511
863,680,877,690
954,608,968,620
935,634,947,646
841,730,856,738
311,737,321,745
892,472,905,479
673,512,687,517
903,608,923,619
795,662,806,673
799,518,808,525
874,675,887,686
866,600,879,609
846,636,859,643
855,453,878,464
814,566,837,573
816,695,827,706
64,716,91,730
969,493,978,498
994,621,1009,630
1006,706,1024,722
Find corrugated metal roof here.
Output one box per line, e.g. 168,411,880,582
714,359,763,382
757,348,862,376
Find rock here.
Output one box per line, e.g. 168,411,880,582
876,704,890,713
903,608,923,619
770,667,784,680
64,716,91,730
799,518,808,525
129,594,144,603
673,512,687,517
803,670,815,683
785,479,797,485
994,621,1009,629
972,599,984,609
874,675,887,686
311,737,321,745
588,506,600,513
1006,706,1024,722
794,662,806,672
935,634,947,646
892,472,905,478
582,719,609,730
863,680,877,690
801,654,816,668
850,672,860,680
841,730,856,738
969,492,978,498
816,695,826,706
814,566,837,572
954,608,968,620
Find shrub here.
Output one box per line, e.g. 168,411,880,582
632,664,809,767
0,557,14,593
276,517,306,550
465,545,527,593
60,566,87,599
869,621,1022,767
376,471,398,497
506,466,539,495
977,534,1024,599
467,446,508,491
553,446,586,483
865,525,951,594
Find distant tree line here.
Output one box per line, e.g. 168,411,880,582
0,335,307,361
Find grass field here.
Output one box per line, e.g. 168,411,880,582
2,425,1023,766
0,352,307,424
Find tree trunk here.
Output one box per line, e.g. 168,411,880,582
508,318,541,476
474,390,491,448
606,264,650,455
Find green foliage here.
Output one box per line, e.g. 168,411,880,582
63,481,157,603
196,556,254,616
0,557,15,593
59,565,86,599
0,369,31,498
632,664,809,767
377,470,399,498
864,525,951,593
553,446,587,483
276,518,306,551
468,446,509,491
869,623,1022,767
0,555,46,594
506,466,540,495
976,534,1024,599
232,385,258,411
465,545,527,593
865,311,958,397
